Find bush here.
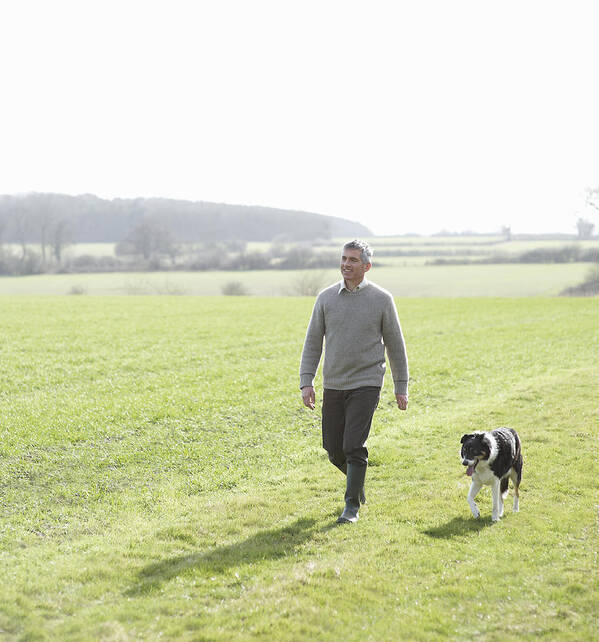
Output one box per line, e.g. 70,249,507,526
519,245,581,263
16,249,44,275
68,284,88,295
224,251,271,270
221,281,249,296
277,246,337,269
428,246,599,266
284,271,327,296
513,245,599,264
560,264,599,296
65,255,122,272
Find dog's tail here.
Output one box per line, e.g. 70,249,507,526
500,476,509,499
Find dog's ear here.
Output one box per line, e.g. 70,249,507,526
460,434,471,444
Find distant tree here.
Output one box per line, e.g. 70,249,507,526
36,204,55,264
52,219,71,261
270,234,291,258
12,200,34,258
1,194,73,265
576,218,595,239
279,245,313,269
224,240,247,253
122,220,177,260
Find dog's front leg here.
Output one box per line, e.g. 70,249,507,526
467,480,482,518
491,480,502,521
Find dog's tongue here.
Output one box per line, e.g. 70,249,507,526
466,465,475,477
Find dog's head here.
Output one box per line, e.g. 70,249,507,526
460,432,490,476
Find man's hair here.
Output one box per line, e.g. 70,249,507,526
343,239,373,264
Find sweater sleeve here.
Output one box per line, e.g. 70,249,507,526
382,297,409,395
299,296,325,389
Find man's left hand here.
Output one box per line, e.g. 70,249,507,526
396,394,408,410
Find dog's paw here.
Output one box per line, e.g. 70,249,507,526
470,507,480,519
492,514,500,522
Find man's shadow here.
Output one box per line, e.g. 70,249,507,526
127,517,321,596
422,516,492,539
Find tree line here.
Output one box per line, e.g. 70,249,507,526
0,193,372,275
0,193,369,245
0,225,344,276
1,191,597,277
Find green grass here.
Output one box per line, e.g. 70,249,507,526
0,262,592,296
0,297,598,640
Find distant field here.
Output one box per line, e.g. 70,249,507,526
10,236,599,260
2,236,597,296
492,239,599,254
6,242,118,258
65,242,118,257
0,263,592,296
363,235,504,246
1,297,597,639
365,237,599,259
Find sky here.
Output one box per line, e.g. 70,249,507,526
1,0,599,236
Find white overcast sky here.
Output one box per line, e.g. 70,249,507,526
2,0,599,235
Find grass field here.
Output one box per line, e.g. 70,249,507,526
0,296,597,640
0,262,593,296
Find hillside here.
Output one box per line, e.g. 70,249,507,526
0,193,371,243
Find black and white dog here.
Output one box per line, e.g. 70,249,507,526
460,428,523,522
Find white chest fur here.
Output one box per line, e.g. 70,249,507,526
472,461,497,485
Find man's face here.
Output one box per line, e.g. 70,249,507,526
340,248,371,284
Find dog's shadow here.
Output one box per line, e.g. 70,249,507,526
423,516,492,539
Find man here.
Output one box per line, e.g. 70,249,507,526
299,239,408,524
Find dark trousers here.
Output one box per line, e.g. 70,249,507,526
322,387,381,469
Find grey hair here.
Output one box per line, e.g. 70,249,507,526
343,239,373,264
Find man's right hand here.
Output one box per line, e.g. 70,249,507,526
301,386,316,410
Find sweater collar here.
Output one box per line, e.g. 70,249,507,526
338,276,369,294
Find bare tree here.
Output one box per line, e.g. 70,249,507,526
576,217,595,239
52,219,71,261
38,209,54,264
585,187,599,212
12,200,34,259
284,271,328,296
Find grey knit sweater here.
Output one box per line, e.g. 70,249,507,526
299,280,409,395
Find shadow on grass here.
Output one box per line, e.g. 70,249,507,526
423,516,492,539
127,517,319,596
